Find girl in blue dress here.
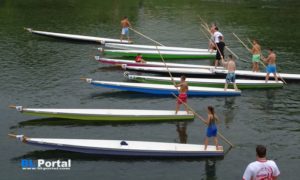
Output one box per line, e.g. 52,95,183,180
204,106,219,150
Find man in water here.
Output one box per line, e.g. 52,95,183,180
175,76,189,114
211,27,225,67
263,48,278,82
251,39,261,72
243,145,280,180
120,16,131,42
221,55,239,91
135,53,146,63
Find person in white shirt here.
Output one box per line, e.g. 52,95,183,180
243,145,280,180
211,27,225,67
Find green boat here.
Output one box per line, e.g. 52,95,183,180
100,48,215,60
9,106,194,122
126,74,284,89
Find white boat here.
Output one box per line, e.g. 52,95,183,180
100,48,215,59
96,56,224,69
83,78,241,96
126,74,284,89
9,105,194,121
104,43,212,52
9,134,224,157
25,28,130,44
123,66,300,82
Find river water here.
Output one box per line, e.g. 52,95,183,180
1,0,299,179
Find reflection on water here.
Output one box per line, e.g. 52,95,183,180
176,122,188,143
223,97,237,127
204,159,217,180
11,117,182,128
263,89,276,111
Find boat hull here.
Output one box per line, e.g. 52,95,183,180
89,80,241,97
96,57,219,69
104,43,211,52
11,107,194,121
123,66,300,82
103,50,215,60
129,76,283,89
12,136,224,157
22,111,194,121
25,28,130,44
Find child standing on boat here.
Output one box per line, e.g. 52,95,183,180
120,16,131,42
251,39,261,72
263,48,278,83
175,76,189,114
222,55,239,91
204,106,219,150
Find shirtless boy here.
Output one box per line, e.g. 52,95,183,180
251,39,261,72
175,76,189,114
263,48,278,82
221,55,239,91
120,16,131,42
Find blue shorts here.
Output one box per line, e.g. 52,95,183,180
226,72,236,83
121,27,129,36
266,64,276,73
207,125,217,137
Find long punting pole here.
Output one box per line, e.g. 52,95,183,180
131,28,234,148
129,27,165,46
232,33,287,84
172,93,234,148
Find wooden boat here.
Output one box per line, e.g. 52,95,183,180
104,43,212,52
25,28,130,44
9,134,224,157
9,106,194,121
122,66,300,82
99,48,215,60
96,56,224,69
83,78,241,96
126,74,284,89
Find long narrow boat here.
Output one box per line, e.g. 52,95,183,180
96,56,224,69
25,28,130,44
104,43,212,52
9,134,224,157
126,74,284,89
122,66,300,82
9,106,194,121
83,78,241,96
99,48,216,60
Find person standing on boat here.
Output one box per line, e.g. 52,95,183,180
135,53,146,63
251,39,261,72
204,106,219,150
212,27,225,67
120,16,131,42
221,55,239,91
263,48,278,83
175,76,189,114
243,145,280,180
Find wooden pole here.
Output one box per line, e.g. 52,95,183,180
129,27,165,46
233,33,287,84
171,93,234,147
198,16,239,60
